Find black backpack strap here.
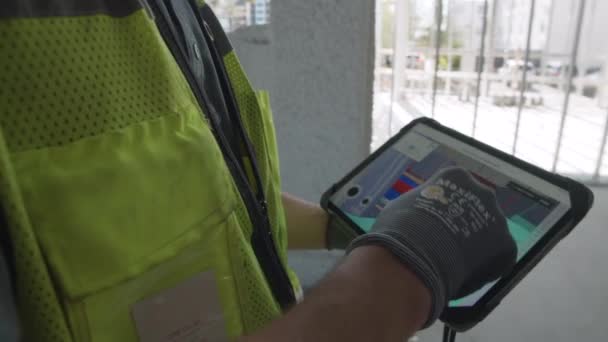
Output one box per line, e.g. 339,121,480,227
154,0,239,151
0,239,19,341
197,3,233,57
0,206,15,287
144,0,296,309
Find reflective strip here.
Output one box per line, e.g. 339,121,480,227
0,0,142,19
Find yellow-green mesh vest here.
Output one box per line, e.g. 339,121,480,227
0,1,300,341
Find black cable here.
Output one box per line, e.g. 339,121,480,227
449,329,456,342
442,324,457,342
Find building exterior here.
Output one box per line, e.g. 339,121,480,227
207,0,271,32
444,0,606,75
253,0,271,25
231,1,250,30
492,0,552,52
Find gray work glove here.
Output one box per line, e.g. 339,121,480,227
347,167,517,328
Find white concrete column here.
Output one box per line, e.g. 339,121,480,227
392,0,410,105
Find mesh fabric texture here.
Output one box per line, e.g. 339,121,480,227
0,7,298,340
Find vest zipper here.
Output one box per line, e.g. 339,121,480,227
146,0,295,310
195,8,298,308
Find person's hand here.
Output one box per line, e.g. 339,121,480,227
347,167,517,327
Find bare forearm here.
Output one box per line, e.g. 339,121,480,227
282,192,329,249
242,246,431,342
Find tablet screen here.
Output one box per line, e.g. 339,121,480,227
329,123,571,307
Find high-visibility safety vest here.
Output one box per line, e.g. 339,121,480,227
0,0,301,340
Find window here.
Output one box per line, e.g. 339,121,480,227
374,0,608,184
207,0,271,32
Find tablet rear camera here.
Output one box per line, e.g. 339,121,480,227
347,185,361,198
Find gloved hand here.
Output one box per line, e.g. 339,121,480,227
347,167,517,327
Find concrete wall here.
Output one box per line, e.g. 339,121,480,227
229,0,375,201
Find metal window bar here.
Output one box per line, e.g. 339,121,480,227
379,0,605,185
388,0,398,137
472,0,490,137
552,0,587,172
431,0,443,117
593,108,608,182
446,0,453,100
512,0,536,155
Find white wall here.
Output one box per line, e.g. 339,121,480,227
229,0,375,201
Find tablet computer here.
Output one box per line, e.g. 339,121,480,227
321,117,593,331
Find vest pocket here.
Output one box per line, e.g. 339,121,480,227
12,109,244,341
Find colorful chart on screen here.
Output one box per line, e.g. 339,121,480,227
330,124,571,307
